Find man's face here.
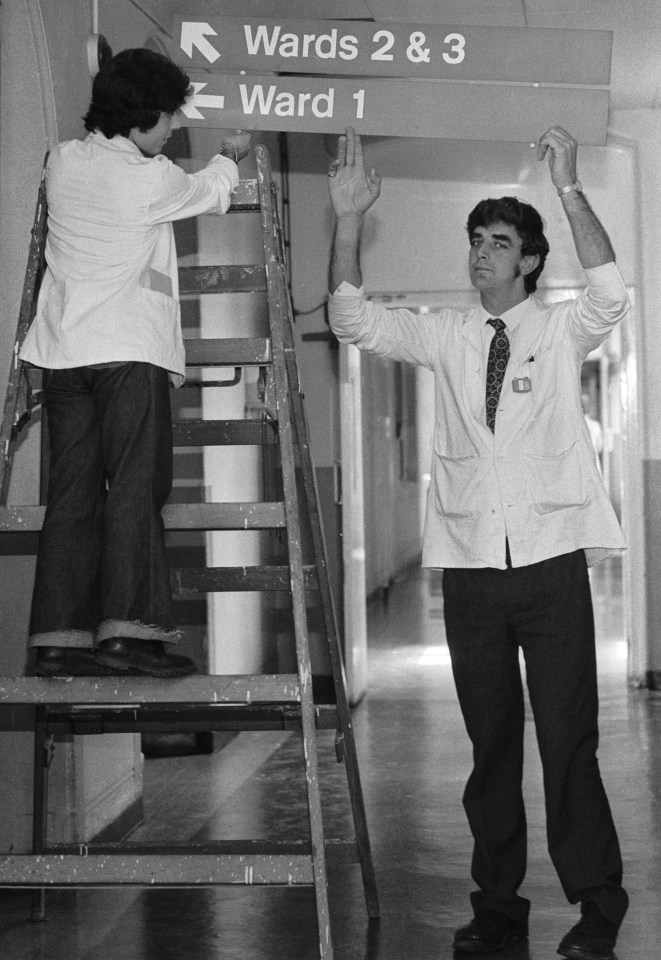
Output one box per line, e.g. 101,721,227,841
130,112,181,156
468,221,530,294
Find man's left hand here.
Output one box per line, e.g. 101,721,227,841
537,126,578,192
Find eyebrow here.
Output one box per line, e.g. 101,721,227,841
470,231,516,246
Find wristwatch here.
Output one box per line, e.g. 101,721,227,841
557,180,583,196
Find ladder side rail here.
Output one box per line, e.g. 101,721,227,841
255,144,333,960
273,218,381,919
31,706,49,920
0,155,49,505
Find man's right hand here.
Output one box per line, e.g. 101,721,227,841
328,127,381,218
221,130,253,164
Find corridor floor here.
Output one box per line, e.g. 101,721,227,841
1,559,660,959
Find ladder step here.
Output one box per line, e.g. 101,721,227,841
0,840,358,886
0,502,287,533
172,419,277,446
228,179,260,210
179,264,266,296
0,853,312,886
36,703,340,735
164,502,286,530
172,565,319,593
0,674,300,705
184,337,271,367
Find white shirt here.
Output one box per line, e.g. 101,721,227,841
328,263,629,569
19,132,239,386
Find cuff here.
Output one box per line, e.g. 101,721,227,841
331,281,365,297
212,153,240,192
584,262,620,282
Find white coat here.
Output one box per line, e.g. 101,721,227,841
19,132,239,386
328,263,629,569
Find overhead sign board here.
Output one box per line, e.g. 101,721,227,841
172,16,612,86
179,74,610,145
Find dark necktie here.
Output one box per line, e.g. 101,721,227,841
485,318,509,432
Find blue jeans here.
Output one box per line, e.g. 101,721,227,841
29,363,178,649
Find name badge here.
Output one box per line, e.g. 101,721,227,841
512,377,532,393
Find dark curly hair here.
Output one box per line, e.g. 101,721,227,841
83,48,191,138
466,197,550,293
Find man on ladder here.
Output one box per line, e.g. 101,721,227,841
19,47,250,678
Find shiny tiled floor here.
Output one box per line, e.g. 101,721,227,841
1,559,660,959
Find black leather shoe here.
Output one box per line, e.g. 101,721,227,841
557,902,619,960
35,646,120,677
96,638,196,678
453,911,529,953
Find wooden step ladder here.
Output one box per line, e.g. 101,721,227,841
0,145,379,959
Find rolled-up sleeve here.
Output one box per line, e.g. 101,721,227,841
147,154,239,223
567,261,630,357
328,282,439,369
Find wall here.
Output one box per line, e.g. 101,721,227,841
609,110,661,684
360,352,420,595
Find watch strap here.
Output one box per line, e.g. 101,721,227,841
557,180,583,196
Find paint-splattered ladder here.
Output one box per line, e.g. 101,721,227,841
0,145,379,960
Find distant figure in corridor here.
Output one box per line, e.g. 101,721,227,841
327,126,629,960
20,48,251,678
582,392,605,473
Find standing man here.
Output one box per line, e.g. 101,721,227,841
20,48,251,678
327,127,629,960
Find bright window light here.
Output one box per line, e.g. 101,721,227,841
418,646,451,666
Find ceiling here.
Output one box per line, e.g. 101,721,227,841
124,0,661,180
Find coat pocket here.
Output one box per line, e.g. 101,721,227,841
524,440,588,515
433,453,480,519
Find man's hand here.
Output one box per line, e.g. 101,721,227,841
537,126,578,192
328,127,381,218
537,126,615,267
221,130,253,164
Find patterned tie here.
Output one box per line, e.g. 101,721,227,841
485,318,509,432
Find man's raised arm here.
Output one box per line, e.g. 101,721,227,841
328,127,382,291
537,126,615,269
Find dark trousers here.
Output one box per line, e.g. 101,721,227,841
442,550,628,926
29,363,175,647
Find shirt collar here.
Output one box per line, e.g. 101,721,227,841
88,130,142,156
477,295,534,334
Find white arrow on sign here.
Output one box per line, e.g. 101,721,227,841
180,21,221,64
180,82,225,120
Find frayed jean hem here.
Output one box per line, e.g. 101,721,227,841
96,619,180,646
28,630,95,650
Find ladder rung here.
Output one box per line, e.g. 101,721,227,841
172,565,319,593
0,840,358,886
37,840,357,859
228,179,260,210
179,265,266,296
0,853,312,886
172,419,277,447
0,506,44,531
164,502,286,530
0,502,287,533
37,704,340,735
185,338,271,367
0,674,300,705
